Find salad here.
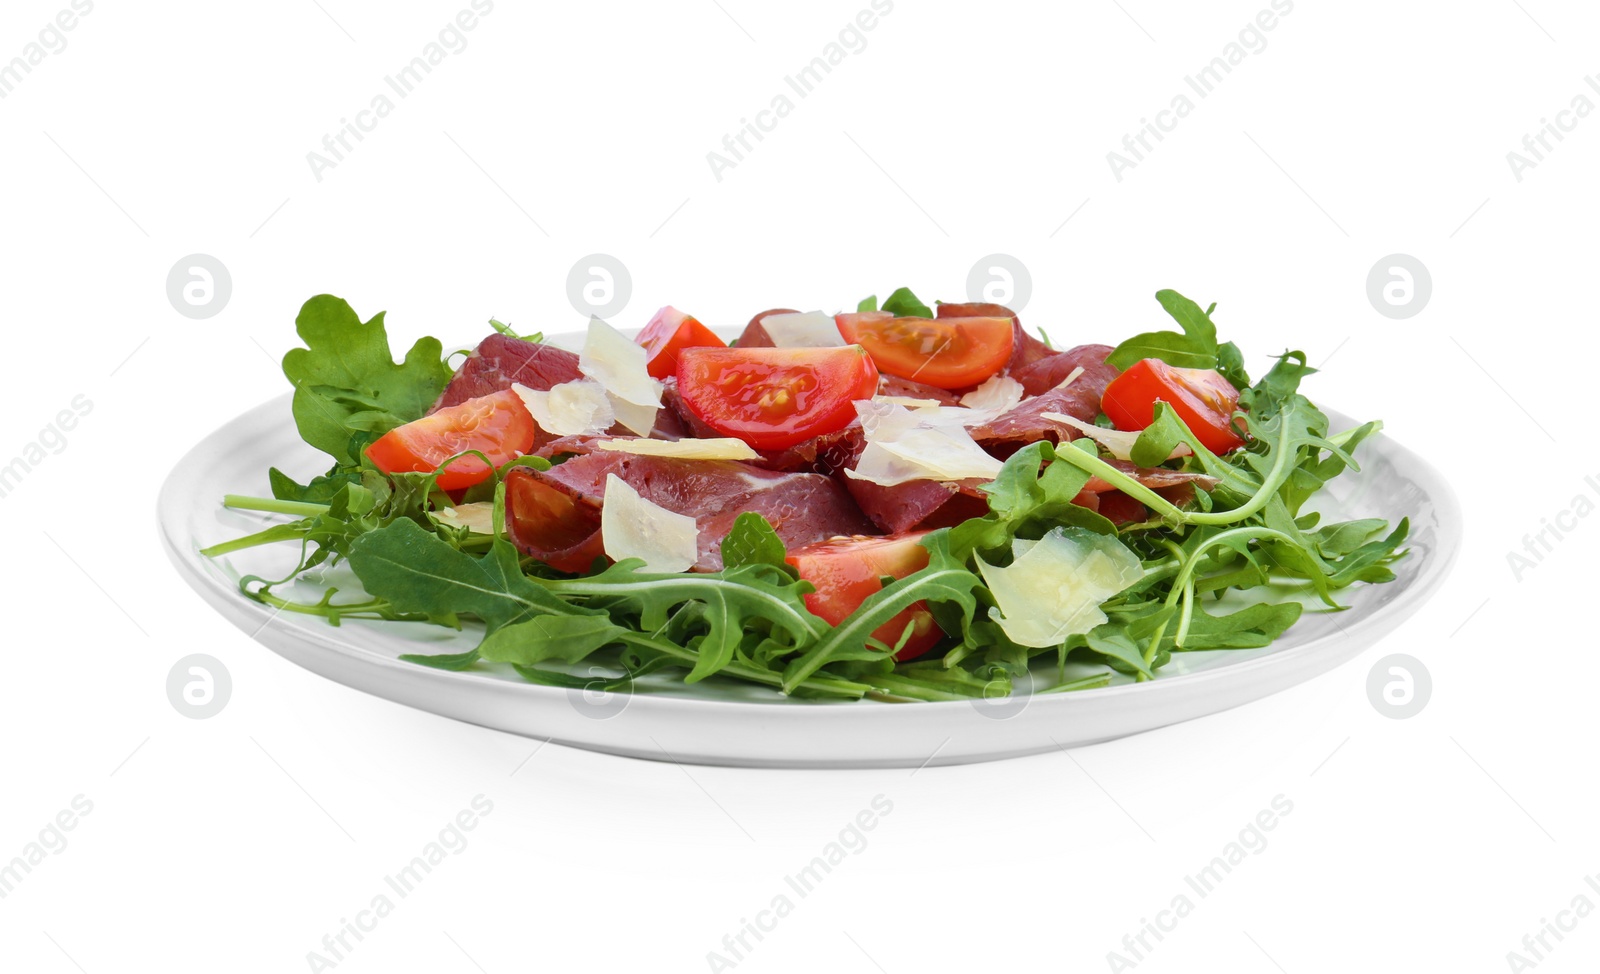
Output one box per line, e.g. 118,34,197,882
203,287,1407,702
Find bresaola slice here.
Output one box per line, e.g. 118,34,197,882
966,345,1120,454
1012,343,1120,398
432,334,583,410
503,453,874,573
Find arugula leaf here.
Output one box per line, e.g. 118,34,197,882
720,513,794,575
1244,351,1317,420
1130,402,1189,468
347,519,580,631
478,615,627,666
282,295,454,464
1216,340,1250,390
857,295,879,313
1106,289,1222,371
881,287,933,318
269,466,362,504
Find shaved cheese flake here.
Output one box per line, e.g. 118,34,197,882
600,474,698,573
976,527,1144,648
1041,411,1191,463
595,437,759,461
848,400,1003,485
761,311,844,347
607,392,658,437
514,379,614,436
959,375,1024,415
1054,365,1085,390
430,502,497,535
581,316,663,408
847,427,1003,486
875,395,945,409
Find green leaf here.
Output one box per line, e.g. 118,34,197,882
1216,340,1250,390
478,615,626,665
269,466,361,504
1130,402,1189,468
1105,330,1218,371
881,287,933,318
281,295,454,464
1176,601,1303,650
398,649,481,671
347,518,580,632
1244,350,1317,420
1105,289,1221,371
720,513,793,574
1155,289,1218,347
857,295,879,313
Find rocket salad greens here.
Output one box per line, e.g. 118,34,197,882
203,288,1407,703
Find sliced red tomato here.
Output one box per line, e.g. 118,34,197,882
833,312,1013,389
1101,359,1247,455
364,390,536,490
636,305,724,379
675,345,878,450
786,532,942,661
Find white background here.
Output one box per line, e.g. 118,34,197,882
1,0,1594,971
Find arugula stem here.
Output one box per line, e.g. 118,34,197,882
1327,421,1381,449
1140,525,1302,668
224,494,332,517
616,632,868,699
200,523,307,558
1049,447,1188,522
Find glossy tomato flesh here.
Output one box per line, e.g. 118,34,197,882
364,390,536,490
636,305,724,379
675,345,878,450
1100,359,1246,455
786,532,943,661
833,312,1013,389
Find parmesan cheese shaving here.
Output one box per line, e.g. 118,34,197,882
760,311,845,347
514,379,614,436
595,437,760,460
580,316,664,408
607,392,659,437
600,474,699,573
846,400,1003,486
430,502,497,535
959,375,1024,414
976,528,1144,647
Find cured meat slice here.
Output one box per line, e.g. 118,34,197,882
504,453,875,572
970,345,1119,453
845,476,989,535
1011,343,1119,398
877,374,962,406
824,432,987,534
432,334,582,411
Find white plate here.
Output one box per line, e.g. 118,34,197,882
159,369,1460,768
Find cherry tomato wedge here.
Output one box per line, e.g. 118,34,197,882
635,305,725,379
675,345,878,451
786,532,943,661
364,390,536,490
833,312,1013,390
1100,359,1246,455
